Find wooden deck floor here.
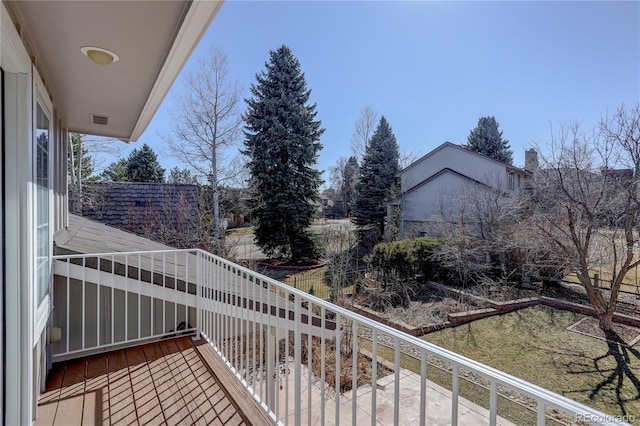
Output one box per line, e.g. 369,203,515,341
35,336,251,426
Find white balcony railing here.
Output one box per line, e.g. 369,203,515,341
53,249,629,426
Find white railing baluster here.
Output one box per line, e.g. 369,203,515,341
137,253,141,339
82,259,86,350
94,257,99,347
537,399,546,425
352,321,358,425
283,288,289,424
307,300,313,426
394,337,400,426
371,328,378,426
294,293,301,426
275,283,281,423
321,305,326,426
110,255,114,345
162,252,166,335
420,349,427,426
251,272,257,399
452,363,459,426
335,311,341,426
490,380,497,425
66,259,70,353
124,254,128,342
150,252,155,337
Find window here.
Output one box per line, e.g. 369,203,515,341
33,72,53,340
35,101,50,304
508,173,515,190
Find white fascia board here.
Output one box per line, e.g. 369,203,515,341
1,2,30,74
129,0,223,142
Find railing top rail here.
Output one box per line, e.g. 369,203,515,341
53,248,197,259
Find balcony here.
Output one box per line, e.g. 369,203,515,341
41,242,627,426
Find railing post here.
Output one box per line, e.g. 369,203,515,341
194,250,201,341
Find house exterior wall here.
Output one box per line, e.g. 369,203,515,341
2,4,70,423
398,170,480,223
401,143,513,192
394,143,528,235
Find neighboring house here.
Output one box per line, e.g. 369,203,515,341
389,142,537,235
80,182,199,248
0,2,617,424
1,1,221,422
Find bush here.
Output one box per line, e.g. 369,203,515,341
367,237,442,282
363,237,442,309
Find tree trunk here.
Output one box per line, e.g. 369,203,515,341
212,141,221,255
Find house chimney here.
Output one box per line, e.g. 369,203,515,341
524,149,538,174
524,148,538,188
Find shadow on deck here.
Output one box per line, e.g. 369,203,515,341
35,335,272,425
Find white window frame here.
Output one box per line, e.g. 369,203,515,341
32,70,52,343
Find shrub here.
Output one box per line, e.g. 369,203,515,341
367,237,441,281
363,237,442,308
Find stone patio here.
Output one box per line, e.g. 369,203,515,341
273,363,516,426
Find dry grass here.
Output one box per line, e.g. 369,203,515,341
298,334,390,394
225,226,254,237
564,270,640,295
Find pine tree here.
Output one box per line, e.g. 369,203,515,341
126,143,165,183
101,158,129,182
351,117,400,249
168,167,198,184
243,45,324,264
464,116,513,164
341,156,359,217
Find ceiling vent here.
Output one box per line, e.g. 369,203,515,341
91,114,109,126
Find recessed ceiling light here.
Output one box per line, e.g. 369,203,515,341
80,46,119,65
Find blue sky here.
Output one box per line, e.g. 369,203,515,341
113,0,640,185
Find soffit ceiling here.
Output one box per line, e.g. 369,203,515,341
6,0,218,142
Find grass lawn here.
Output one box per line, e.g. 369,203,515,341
422,305,640,421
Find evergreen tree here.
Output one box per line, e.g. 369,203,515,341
125,143,166,183
351,117,400,249
464,116,513,164
341,156,359,217
168,167,198,184
101,158,129,182
243,45,324,264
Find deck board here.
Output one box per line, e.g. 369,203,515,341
53,359,86,426
126,345,165,425
158,339,208,425
142,341,193,426
82,355,108,425
107,349,138,425
37,336,260,426
34,363,65,426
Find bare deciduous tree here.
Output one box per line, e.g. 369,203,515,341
166,46,242,254
429,177,518,286
68,133,124,213
350,106,378,162
531,104,640,332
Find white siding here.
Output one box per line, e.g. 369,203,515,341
401,144,509,193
